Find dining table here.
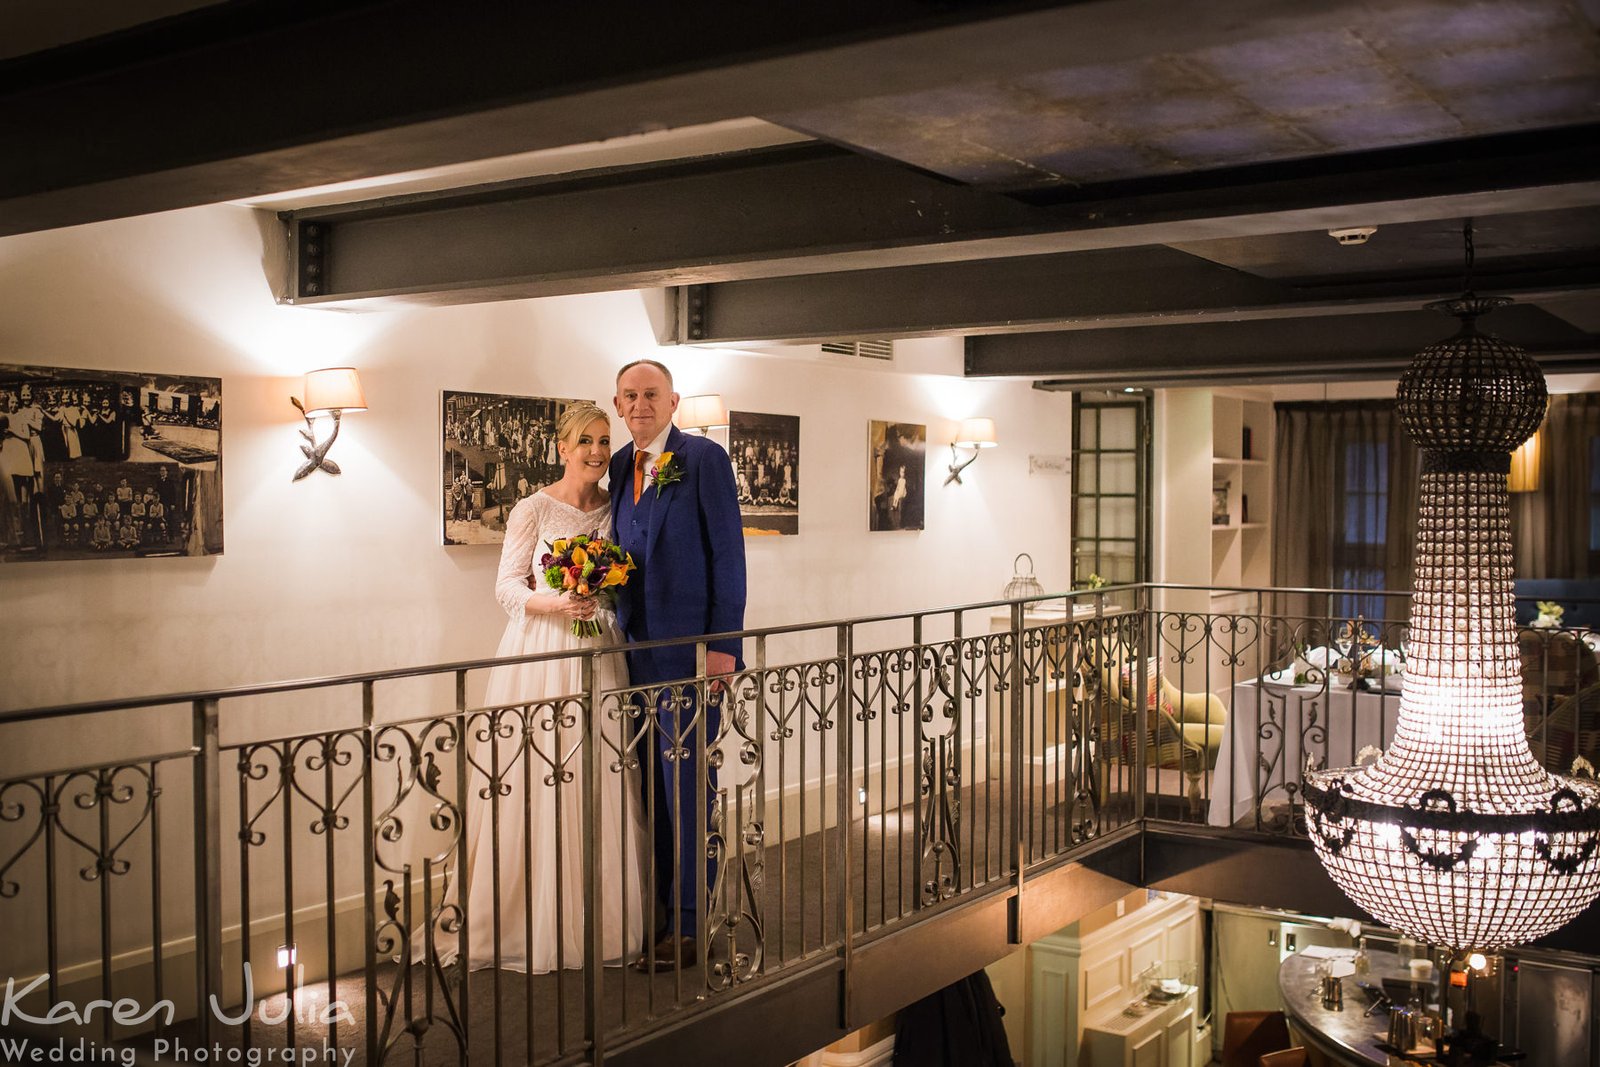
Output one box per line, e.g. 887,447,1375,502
1206,676,1404,829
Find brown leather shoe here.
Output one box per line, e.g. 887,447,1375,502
633,934,696,973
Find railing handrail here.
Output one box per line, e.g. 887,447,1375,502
0,585,1136,726
8,578,1589,728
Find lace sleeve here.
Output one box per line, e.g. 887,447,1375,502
494,497,542,619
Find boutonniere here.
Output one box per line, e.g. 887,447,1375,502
649,451,682,490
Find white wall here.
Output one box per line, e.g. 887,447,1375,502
1154,389,1212,615
0,203,1074,717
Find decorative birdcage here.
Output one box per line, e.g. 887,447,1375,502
1003,553,1044,604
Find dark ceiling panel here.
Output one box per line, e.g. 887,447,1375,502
966,304,1600,388
770,0,1600,191
1171,208,1600,285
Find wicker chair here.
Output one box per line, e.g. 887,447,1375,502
1532,680,1600,774
1520,629,1600,772
1096,644,1227,814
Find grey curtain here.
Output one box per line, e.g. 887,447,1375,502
1271,401,1419,615
1514,392,1600,578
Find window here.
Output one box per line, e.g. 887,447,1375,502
1333,440,1388,622
1071,392,1152,589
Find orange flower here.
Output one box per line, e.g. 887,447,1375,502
572,546,589,566
601,565,628,587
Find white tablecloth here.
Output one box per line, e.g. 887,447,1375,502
1206,679,1403,828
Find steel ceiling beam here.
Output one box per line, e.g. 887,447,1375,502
281,126,1600,308
280,144,1043,304
0,0,1398,237
968,304,1600,388
674,248,1600,343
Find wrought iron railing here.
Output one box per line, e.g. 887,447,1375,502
1,585,1595,1063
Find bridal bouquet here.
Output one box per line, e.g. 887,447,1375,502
540,533,633,637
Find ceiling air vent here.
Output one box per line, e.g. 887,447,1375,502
822,340,894,361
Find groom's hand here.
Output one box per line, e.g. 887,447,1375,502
707,650,735,691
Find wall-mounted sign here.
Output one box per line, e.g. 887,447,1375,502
1029,454,1071,477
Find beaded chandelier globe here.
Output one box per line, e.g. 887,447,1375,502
1302,223,1600,951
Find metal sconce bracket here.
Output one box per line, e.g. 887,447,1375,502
290,396,344,480
944,444,979,486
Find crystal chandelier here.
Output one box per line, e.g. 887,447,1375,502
1302,222,1600,951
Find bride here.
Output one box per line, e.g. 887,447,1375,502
459,400,647,972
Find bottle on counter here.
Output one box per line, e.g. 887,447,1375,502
1353,937,1370,977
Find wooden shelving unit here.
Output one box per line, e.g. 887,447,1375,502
1209,394,1273,592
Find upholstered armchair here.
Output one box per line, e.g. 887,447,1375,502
1096,646,1228,814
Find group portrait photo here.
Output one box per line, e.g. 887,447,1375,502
728,410,800,536
0,362,223,563
441,389,590,545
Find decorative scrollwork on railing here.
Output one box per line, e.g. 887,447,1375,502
287,730,366,836
1210,612,1263,672
370,717,466,1063
55,765,156,883
529,696,584,788
236,741,288,849
0,779,48,900
706,662,784,992
1156,611,1208,669
1250,684,1296,832
918,641,959,735
462,703,527,803
918,738,961,904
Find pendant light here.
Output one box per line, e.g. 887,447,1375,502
1302,221,1600,951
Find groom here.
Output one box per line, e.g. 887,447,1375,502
610,358,746,971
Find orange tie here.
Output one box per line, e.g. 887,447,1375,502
633,450,649,504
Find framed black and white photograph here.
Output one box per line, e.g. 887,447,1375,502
0,362,223,563
869,420,926,532
729,410,799,536
1213,483,1231,526
442,389,591,545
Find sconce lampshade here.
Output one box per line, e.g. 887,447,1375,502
1508,431,1540,493
301,368,367,417
677,393,729,431
954,417,998,448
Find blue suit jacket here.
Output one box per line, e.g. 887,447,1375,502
610,426,747,684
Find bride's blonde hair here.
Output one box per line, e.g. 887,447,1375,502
556,401,609,445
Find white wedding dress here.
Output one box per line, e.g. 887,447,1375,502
459,491,647,972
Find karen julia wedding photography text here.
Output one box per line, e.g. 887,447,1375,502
3,962,355,1065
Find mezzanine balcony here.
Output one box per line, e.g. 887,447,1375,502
3,585,1596,1066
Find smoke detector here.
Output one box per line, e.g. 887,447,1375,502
1328,226,1378,246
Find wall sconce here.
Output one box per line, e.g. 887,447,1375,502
676,393,729,435
1508,429,1540,492
290,367,366,481
943,417,997,485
